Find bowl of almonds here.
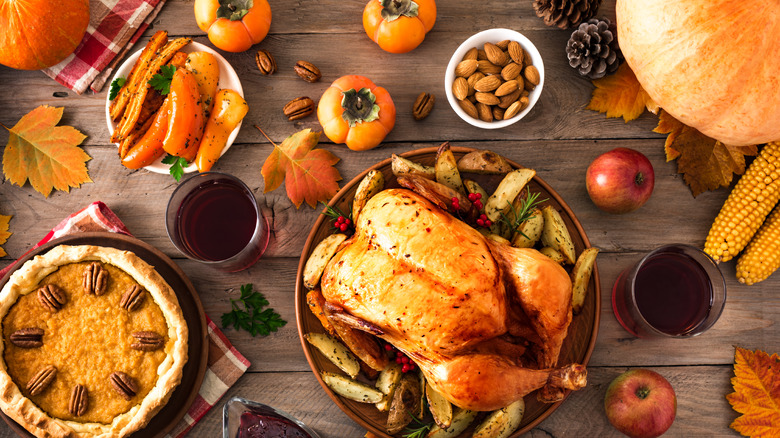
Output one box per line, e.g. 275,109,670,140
445,28,544,129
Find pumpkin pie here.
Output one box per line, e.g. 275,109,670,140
0,245,188,438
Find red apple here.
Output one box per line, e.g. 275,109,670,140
604,369,676,438
586,148,654,214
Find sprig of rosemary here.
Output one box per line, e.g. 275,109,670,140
320,202,351,221
402,413,433,438
221,284,287,337
498,191,547,236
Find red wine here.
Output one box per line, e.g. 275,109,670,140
633,252,712,335
176,178,258,261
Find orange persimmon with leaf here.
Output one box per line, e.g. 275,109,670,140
194,0,272,53
363,0,436,54
317,75,396,151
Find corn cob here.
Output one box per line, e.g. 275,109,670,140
704,142,780,262
736,206,780,285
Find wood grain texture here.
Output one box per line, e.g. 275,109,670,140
0,0,769,436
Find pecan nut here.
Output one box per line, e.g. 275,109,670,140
10,327,44,348
27,365,57,396
120,285,145,312
293,60,322,83
131,331,165,351
38,284,67,312
110,372,137,400
283,97,316,121
412,92,435,121
69,384,88,416
83,262,108,295
255,49,277,75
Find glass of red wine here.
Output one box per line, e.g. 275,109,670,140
612,244,726,338
166,172,269,272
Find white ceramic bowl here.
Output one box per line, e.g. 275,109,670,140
445,28,545,129
105,41,244,174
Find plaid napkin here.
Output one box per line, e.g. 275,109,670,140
42,0,167,94
0,201,250,437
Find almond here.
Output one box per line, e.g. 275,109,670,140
495,39,510,50
484,43,507,66
475,92,500,106
467,72,485,96
474,75,502,93
495,80,519,97
498,89,521,109
518,96,530,111
455,59,478,78
524,65,540,86
476,102,493,123
503,100,523,119
501,63,522,81
462,47,479,62
477,49,488,61
492,106,505,120
508,41,524,65
452,77,469,101
477,60,502,75
458,99,479,119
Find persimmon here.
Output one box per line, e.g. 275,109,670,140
363,0,436,54
163,69,204,161
194,0,272,53
317,75,396,151
195,90,249,172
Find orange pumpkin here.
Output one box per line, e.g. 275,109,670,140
194,0,272,53
0,0,89,70
616,0,780,146
317,75,396,151
363,0,436,54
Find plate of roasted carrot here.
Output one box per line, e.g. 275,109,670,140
106,31,247,175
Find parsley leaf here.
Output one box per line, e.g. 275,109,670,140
109,77,126,101
162,154,188,181
221,284,288,337
148,65,176,95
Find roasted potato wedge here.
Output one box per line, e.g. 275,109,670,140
352,170,385,225
435,143,466,194
472,399,525,438
540,205,576,264
511,207,543,248
303,233,347,289
305,332,360,379
321,371,385,403
327,315,389,372
426,381,453,429
306,289,337,336
487,234,511,245
484,169,536,222
386,373,423,434
539,246,566,264
375,363,403,412
571,247,599,314
426,408,477,438
391,154,435,179
457,150,513,174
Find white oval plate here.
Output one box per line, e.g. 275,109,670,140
105,41,244,174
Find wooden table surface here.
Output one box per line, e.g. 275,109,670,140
0,1,774,437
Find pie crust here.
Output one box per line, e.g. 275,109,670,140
0,245,188,438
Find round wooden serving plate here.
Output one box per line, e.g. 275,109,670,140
295,147,601,437
0,232,209,438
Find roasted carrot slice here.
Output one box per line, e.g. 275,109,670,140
110,31,168,122
122,99,170,169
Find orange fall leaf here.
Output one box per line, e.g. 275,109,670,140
586,63,658,123
0,214,11,257
727,347,780,437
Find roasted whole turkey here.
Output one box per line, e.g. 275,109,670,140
320,188,587,412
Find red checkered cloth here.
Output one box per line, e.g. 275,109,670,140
0,201,250,438
42,0,167,94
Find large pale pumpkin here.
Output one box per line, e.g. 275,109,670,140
616,0,780,146
0,0,90,70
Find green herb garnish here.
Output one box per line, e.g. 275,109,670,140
162,154,188,181
109,77,126,101
402,414,433,438
221,284,288,337
320,202,351,221
148,65,176,95
498,191,547,237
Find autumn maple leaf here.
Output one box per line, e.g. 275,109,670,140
654,110,757,197
259,127,342,209
0,214,11,257
586,63,659,123
2,106,91,197
727,347,780,437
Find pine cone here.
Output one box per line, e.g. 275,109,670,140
566,18,623,79
534,0,603,29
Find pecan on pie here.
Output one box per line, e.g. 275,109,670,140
0,245,188,438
